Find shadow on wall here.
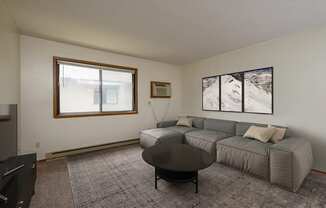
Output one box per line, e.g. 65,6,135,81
148,99,172,124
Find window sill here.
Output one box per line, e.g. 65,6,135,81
54,111,138,119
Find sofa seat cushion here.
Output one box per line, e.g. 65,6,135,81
140,128,183,148
166,126,197,134
184,130,229,159
216,136,273,179
185,130,229,142
188,116,205,129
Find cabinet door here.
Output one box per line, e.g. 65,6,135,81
16,154,37,207
0,177,18,208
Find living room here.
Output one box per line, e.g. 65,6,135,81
0,0,325,207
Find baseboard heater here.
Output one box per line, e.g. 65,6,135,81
45,138,139,160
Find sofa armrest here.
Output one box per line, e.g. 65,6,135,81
269,137,313,192
156,120,178,128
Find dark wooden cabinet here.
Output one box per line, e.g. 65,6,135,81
0,153,36,208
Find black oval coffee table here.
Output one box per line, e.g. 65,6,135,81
142,144,214,193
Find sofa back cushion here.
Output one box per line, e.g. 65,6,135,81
270,124,292,138
204,118,236,135
236,122,267,136
188,116,204,129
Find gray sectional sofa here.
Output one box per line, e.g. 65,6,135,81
140,116,313,192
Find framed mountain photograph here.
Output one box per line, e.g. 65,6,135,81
244,67,273,114
202,76,220,111
221,73,243,112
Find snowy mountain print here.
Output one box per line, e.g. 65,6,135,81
202,76,220,110
244,68,272,114
221,73,243,112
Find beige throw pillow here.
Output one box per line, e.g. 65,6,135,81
176,117,192,127
244,126,276,143
268,125,287,143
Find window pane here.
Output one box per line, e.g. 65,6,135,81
59,64,100,113
102,70,133,111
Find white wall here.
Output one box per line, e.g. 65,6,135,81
20,35,183,159
19,24,326,172
0,0,20,104
182,27,326,172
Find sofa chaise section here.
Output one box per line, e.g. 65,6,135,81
140,117,204,148
140,128,184,148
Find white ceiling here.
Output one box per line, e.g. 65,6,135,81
5,0,326,65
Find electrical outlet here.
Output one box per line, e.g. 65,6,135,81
35,142,40,148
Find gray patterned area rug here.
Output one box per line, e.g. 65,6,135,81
67,145,326,208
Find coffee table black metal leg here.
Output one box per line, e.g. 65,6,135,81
155,168,158,189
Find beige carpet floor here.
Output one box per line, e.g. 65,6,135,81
66,145,326,208
28,145,326,208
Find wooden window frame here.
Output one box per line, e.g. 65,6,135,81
53,57,138,118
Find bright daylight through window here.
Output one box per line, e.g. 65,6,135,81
53,57,138,118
